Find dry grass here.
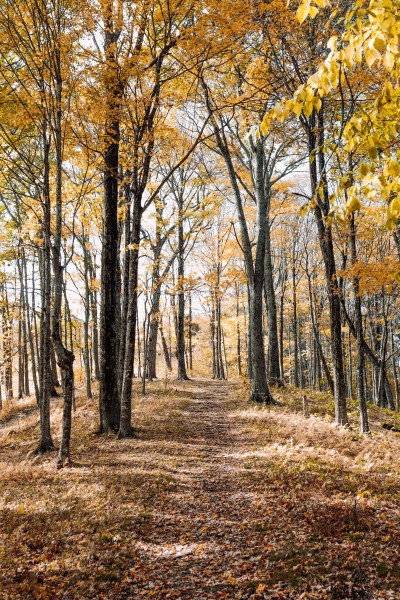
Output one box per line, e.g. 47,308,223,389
0,394,38,427
0,379,399,599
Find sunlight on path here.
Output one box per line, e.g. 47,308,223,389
1,379,399,599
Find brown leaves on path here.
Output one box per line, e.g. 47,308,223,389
0,380,399,599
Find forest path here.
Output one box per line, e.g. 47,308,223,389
1,378,399,599
131,379,260,594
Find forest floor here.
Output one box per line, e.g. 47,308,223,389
0,379,400,599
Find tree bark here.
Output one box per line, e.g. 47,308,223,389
118,180,132,392
188,292,193,372
88,255,100,381
146,284,162,381
306,273,334,394
99,1,122,434
235,283,242,377
264,215,281,386
21,250,39,404
349,213,369,433
51,25,75,466
307,107,348,425
36,120,55,453
1,285,13,402
292,264,300,388
118,199,141,437
146,208,177,380
209,112,272,403
160,319,172,372
177,192,189,381
82,228,92,400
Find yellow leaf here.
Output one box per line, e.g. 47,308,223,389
389,197,400,216
386,214,398,230
383,51,395,71
299,203,309,217
340,175,351,190
373,35,386,54
296,1,310,24
386,159,400,177
292,102,303,117
346,196,361,217
367,146,378,159
256,584,266,594
260,115,270,135
327,35,338,52
313,96,322,111
365,45,381,68
335,209,345,226
303,100,314,118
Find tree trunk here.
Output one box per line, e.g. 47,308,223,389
2,286,13,402
32,256,40,378
51,347,60,394
264,221,281,386
99,2,122,434
88,253,100,382
177,195,189,381
36,123,55,454
51,36,75,466
306,273,334,394
19,319,24,398
210,302,217,378
222,327,228,379
22,250,39,404
214,121,272,402
349,213,369,433
188,292,193,372
279,290,285,383
118,199,141,438
216,293,225,380
146,221,177,380
146,284,162,381
292,265,299,388
308,107,348,425
119,181,132,392
235,283,242,377
137,314,142,378
160,319,172,372
82,229,92,400
348,330,353,399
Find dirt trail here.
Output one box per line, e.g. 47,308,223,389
118,379,278,599
0,379,399,599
